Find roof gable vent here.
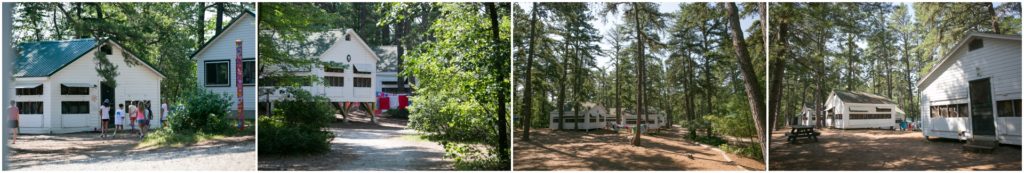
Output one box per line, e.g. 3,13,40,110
968,39,984,51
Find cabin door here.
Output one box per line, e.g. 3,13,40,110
101,83,115,128
969,78,996,136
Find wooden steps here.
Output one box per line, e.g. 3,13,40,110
962,135,999,153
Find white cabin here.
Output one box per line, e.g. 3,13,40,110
917,33,1022,145
13,38,164,134
193,11,256,118
798,104,815,126
261,29,379,104
608,108,667,130
549,103,609,130
824,91,904,129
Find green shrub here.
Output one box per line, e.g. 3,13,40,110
385,109,410,119
444,143,510,170
719,143,763,161
270,88,335,128
257,88,335,155
258,116,333,155
167,89,234,134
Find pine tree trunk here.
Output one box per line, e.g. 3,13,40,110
725,2,766,160
486,2,510,162
521,2,539,141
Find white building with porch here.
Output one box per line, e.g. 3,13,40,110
918,33,1021,145
824,91,904,129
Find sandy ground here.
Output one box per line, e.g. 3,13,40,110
513,127,765,171
7,132,255,171
258,111,451,170
769,128,1021,170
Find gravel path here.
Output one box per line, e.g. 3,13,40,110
329,127,450,170
8,133,255,171
258,113,452,170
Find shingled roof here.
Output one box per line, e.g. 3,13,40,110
832,91,896,104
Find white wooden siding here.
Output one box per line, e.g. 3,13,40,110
15,41,163,134
920,36,1022,145
195,13,257,113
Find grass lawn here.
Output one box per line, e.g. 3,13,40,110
140,119,255,148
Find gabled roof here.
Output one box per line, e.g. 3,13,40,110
916,32,1022,89
14,38,164,78
830,91,896,105
318,29,382,62
190,10,256,59
15,38,99,77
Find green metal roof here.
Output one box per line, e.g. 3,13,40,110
14,38,100,77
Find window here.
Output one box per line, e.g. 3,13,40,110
876,108,891,112
205,60,230,86
354,77,371,88
850,114,890,120
16,102,43,114
930,104,969,118
968,39,984,51
243,59,255,85
16,85,43,95
324,63,345,73
61,85,89,95
62,101,90,114
957,104,969,118
325,76,344,87
997,99,1023,117
101,45,113,55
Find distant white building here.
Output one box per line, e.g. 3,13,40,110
193,11,256,118
918,33,1021,145
13,38,164,134
374,45,414,95
823,91,904,129
260,29,379,110
549,103,609,130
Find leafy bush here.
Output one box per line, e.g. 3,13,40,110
385,109,410,119
444,143,510,170
720,143,763,161
258,88,336,155
258,116,333,155
167,89,234,134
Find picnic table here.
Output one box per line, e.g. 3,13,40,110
786,125,820,143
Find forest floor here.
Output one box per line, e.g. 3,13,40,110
7,132,255,170
513,127,765,170
770,128,1021,170
258,111,452,170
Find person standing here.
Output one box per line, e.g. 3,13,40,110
136,102,147,138
161,99,169,128
114,103,125,138
9,101,20,144
128,102,137,133
99,100,111,138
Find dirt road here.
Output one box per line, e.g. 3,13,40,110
7,133,255,171
258,113,451,170
514,128,764,170
770,128,1021,170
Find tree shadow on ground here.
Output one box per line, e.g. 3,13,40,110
769,128,1021,170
